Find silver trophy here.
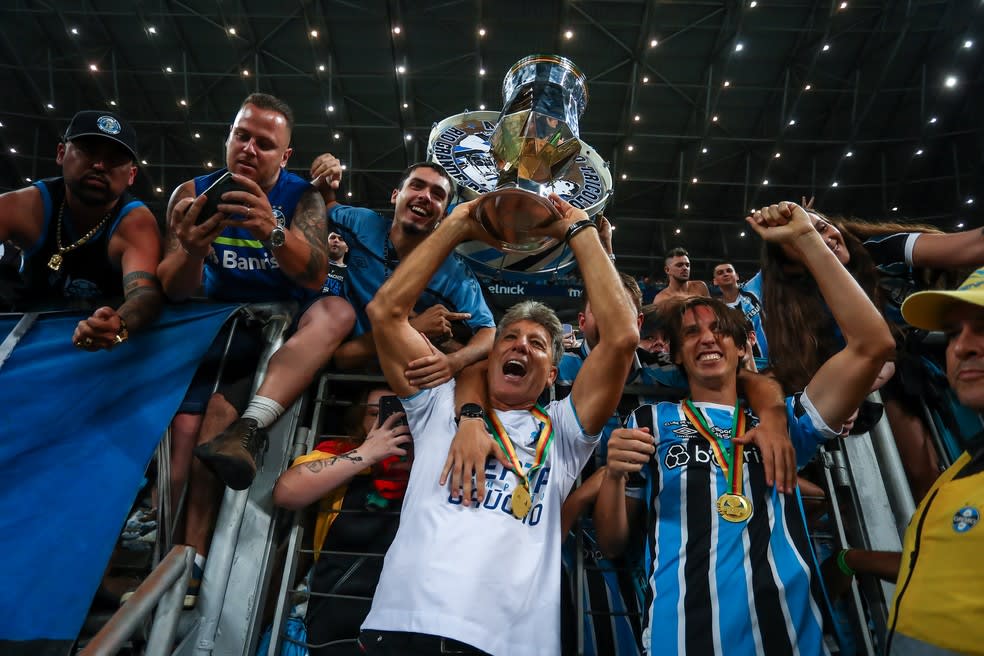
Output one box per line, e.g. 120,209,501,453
473,55,589,254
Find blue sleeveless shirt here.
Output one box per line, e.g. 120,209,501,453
195,168,316,302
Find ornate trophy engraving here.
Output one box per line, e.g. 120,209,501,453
428,55,611,278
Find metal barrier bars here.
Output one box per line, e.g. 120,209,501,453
81,546,195,656
190,303,297,656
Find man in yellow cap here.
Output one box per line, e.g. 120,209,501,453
881,267,984,655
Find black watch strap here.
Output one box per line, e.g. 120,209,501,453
456,402,487,425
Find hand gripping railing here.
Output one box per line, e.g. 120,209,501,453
80,545,195,656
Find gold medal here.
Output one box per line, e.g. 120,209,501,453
717,493,753,522
47,253,63,271
511,485,532,519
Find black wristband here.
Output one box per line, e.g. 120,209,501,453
564,219,598,244
456,402,487,425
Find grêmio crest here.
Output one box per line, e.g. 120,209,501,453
428,111,608,212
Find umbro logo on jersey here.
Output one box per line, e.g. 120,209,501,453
672,426,698,438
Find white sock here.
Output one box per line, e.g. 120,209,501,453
241,396,285,429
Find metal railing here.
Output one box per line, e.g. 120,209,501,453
80,546,195,656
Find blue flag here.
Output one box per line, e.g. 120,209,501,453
0,303,240,652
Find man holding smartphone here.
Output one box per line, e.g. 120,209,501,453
156,93,354,607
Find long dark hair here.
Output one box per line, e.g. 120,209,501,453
760,213,883,393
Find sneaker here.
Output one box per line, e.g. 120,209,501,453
184,562,204,609
193,418,269,490
121,507,157,551
120,562,203,609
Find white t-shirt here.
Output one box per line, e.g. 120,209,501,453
362,380,600,655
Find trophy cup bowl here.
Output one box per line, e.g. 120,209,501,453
474,55,589,254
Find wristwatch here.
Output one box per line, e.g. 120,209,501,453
268,225,287,248
456,402,487,425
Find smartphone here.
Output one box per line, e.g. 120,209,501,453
197,172,248,224
377,395,408,427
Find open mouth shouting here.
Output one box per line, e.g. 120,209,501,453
502,359,528,381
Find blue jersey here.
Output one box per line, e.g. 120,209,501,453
328,205,494,336
627,395,837,656
196,168,316,302
863,232,923,326
736,272,769,369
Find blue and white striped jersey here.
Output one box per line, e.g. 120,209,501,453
626,395,838,656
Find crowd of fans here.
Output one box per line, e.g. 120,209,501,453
1,94,982,656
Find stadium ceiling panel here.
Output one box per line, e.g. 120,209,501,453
1,0,980,277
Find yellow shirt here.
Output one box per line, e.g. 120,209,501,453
889,447,984,654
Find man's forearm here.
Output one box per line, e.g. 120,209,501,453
158,248,206,301
738,370,786,419
593,472,631,558
447,327,495,374
454,359,490,411
276,190,329,289
271,234,325,290
117,286,163,332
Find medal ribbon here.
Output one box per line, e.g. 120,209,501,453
485,404,555,492
682,399,747,495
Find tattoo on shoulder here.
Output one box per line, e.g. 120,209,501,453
303,452,363,472
123,271,161,297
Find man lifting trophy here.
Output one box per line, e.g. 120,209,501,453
428,54,612,277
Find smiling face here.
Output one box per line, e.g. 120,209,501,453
713,263,738,289
673,304,747,390
488,319,558,410
225,102,292,191
390,166,452,236
781,212,850,266
943,303,984,411
57,137,136,207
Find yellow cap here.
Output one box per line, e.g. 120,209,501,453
901,267,984,330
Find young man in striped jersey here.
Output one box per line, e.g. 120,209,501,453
594,201,895,656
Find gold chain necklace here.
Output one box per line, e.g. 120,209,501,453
47,201,113,271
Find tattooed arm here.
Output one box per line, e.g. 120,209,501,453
112,205,164,331
273,411,412,509
282,188,330,288
74,205,164,350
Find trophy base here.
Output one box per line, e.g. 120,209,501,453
474,188,562,254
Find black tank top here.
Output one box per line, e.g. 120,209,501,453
18,177,144,310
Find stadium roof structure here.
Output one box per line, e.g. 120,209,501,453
1,0,982,279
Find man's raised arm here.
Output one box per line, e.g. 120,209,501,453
366,199,483,397
565,208,641,434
